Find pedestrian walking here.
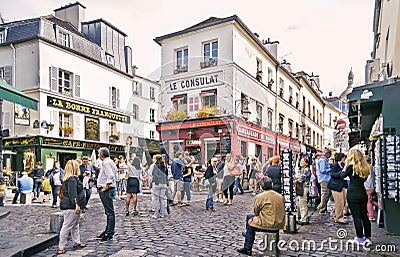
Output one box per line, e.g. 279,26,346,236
32,161,44,200
233,155,245,195
205,158,218,211
222,154,241,205
125,157,142,216
341,149,372,245
237,176,286,256
151,154,169,218
328,152,348,224
96,147,118,242
42,176,52,203
170,152,185,207
214,154,225,202
296,157,311,225
79,156,94,212
316,149,332,213
117,155,128,198
264,156,282,194
47,161,64,208
57,160,86,254
249,157,262,195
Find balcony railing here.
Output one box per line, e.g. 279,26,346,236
174,65,188,74
200,58,217,69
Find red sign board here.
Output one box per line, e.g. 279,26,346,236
158,119,227,131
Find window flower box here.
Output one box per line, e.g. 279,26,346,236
60,126,73,137
167,110,187,121
196,106,219,118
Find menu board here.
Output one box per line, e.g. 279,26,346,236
281,150,295,212
221,136,231,157
382,135,400,202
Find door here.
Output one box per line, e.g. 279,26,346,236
58,152,77,169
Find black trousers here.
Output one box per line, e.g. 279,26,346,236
223,183,234,200
347,199,371,238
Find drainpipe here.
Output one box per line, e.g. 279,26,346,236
10,44,16,87
274,62,280,155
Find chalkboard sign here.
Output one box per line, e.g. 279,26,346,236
221,136,231,156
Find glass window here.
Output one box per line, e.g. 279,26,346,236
267,110,273,130
132,104,139,119
150,131,155,139
172,95,187,112
201,89,217,108
241,141,247,157
150,87,155,100
176,48,188,72
288,121,293,137
109,122,117,137
279,114,284,133
132,81,142,96
58,70,72,96
150,108,155,122
0,29,6,43
58,31,70,47
59,113,72,137
256,104,263,125
202,40,218,68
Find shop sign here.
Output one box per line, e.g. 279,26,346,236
237,125,269,142
161,119,225,131
167,73,221,92
186,139,201,145
14,104,30,126
47,96,130,124
43,137,125,151
3,136,38,146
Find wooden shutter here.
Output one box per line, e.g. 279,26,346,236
116,88,120,108
109,86,112,106
4,66,12,85
101,120,109,141
74,74,80,97
73,114,80,138
49,66,58,91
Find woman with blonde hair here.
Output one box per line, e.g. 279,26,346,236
222,154,241,205
249,157,262,195
58,160,85,254
341,149,371,245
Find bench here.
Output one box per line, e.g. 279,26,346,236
20,192,33,204
257,229,280,257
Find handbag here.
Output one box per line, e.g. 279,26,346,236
201,177,210,187
295,181,304,196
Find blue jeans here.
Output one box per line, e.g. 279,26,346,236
181,181,191,201
206,184,215,210
233,176,244,194
51,185,59,206
243,214,264,250
83,188,92,209
99,187,115,236
12,189,20,203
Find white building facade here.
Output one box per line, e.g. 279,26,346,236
0,2,159,170
155,15,338,164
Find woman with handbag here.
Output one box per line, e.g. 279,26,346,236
125,157,142,216
222,154,241,205
151,154,169,218
58,160,86,254
249,157,262,196
328,152,348,224
296,157,311,225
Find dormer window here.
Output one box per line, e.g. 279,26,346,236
58,30,70,47
0,28,7,44
106,54,115,67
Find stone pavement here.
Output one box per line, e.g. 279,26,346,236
1,190,399,257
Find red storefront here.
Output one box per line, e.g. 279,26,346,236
156,116,301,165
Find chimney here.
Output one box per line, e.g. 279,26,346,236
54,2,86,32
329,91,333,97
263,38,279,60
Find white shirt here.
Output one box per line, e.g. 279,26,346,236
97,157,117,187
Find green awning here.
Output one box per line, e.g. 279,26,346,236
0,80,38,110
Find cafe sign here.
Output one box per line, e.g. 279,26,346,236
47,96,130,124
237,125,273,143
43,137,125,151
166,73,222,92
160,119,227,131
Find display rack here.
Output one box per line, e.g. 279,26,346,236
381,135,400,202
281,150,295,213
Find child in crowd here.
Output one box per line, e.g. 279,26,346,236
42,176,52,202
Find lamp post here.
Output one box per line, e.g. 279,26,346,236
218,129,223,155
234,99,251,121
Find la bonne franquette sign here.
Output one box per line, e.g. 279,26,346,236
166,73,222,92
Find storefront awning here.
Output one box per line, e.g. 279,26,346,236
0,80,38,110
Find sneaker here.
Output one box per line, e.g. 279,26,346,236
237,248,252,256
152,214,159,219
251,192,256,196
219,199,224,203
349,237,366,245
364,237,372,245
99,235,113,243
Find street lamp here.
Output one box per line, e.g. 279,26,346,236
41,120,54,134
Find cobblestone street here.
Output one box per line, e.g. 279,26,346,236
1,191,399,257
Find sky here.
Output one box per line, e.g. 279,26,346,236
1,0,375,96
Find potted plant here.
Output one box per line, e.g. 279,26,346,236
60,126,74,137
197,106,219,118
167,110,187,121
110,134,119,142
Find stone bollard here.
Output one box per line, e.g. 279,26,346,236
20,192,33,204
50,212,64,233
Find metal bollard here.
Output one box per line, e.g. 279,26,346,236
284,213,297,234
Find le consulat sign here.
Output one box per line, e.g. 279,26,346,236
166,72,222,92
47,96,130,123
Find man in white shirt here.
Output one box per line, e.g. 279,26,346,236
96,147,117,242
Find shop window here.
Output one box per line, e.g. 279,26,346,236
169,141,184,159
201,89,216,107
172,94,187,112
189,96,199,112
59,112,72,137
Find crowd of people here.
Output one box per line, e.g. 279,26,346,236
5,145,379,255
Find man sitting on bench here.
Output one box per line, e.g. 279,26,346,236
12,171,34,204
237,176,286,256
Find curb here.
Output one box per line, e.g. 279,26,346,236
8,234,58,257
0,210,10,220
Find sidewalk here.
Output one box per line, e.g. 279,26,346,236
1,190,399,257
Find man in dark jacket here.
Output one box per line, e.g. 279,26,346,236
204,158,218,211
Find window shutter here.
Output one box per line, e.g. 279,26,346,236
109,86,112,106
74,74,80,97
4,66,12,85
73,114,80,138
49,66,58,91
3,111,11,130
116,88,120,108
101,120,109,141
